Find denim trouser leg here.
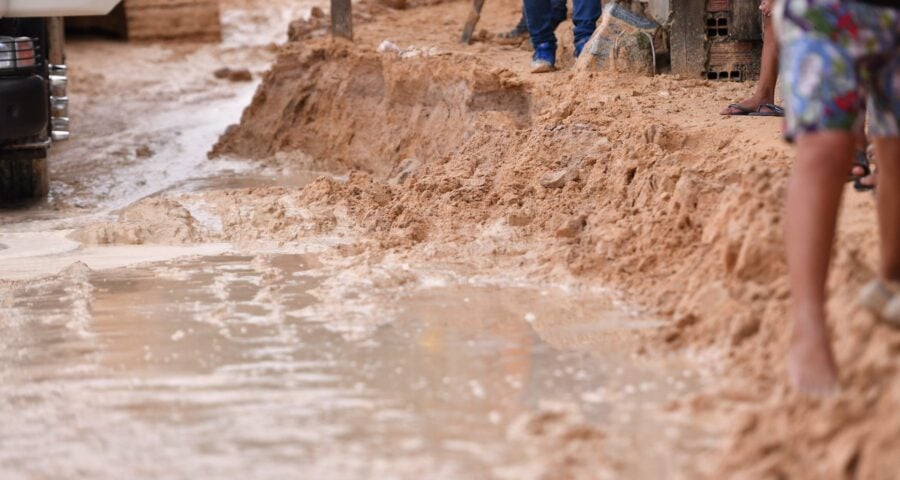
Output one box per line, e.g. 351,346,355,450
524,0,557,49
550,0,567,26
572,0,601,46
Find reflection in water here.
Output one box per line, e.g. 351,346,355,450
0,255,715,479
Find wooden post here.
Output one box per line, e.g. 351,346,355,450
332,0,353,40
669,0,707,78
461,0,486,44
730,0,762,41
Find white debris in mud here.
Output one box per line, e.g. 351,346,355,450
377,40,401,53
489,410,502,425
377,39,443,59
469,380,486,399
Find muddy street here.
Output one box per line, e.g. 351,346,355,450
0,253,717,479
1,0,898,479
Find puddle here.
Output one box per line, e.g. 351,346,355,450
0,238,232,282
0,253,717,479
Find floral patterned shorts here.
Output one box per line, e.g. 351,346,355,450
775,0,900,140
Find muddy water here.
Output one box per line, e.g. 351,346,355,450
0,253,715,479
0,2,721,477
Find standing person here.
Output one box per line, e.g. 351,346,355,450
525,0,601,72
777,0,899,394
498,0,568,42
721,0,782,116
725,0,875,189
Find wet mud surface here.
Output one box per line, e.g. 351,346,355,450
0,254,715,479
1,0,897,477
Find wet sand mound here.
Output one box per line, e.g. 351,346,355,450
213,43,532,177
75,0,899,476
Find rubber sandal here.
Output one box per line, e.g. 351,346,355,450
860,279,900,326
885,297,900,326
722,103,754,116
498,17,528,40
499,28,527,40
850,150,876,192
748,103,785,117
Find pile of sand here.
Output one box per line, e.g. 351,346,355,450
75,0,899,477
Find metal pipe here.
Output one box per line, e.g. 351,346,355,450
47,16,64,66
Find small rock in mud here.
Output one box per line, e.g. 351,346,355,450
554,215,586,238
508,212,533,227
540,169,569,189
729,314,761,346
214,67,253,82
540,167,579,189
288,14,329,41
135,145,154,158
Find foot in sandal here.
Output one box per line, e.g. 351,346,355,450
721,99,784,116
860,279,900,326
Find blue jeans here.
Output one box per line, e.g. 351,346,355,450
524,0,601,49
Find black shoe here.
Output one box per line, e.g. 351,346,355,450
499,14,529,39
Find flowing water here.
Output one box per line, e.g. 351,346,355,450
0,3,720,478
0,252,717,479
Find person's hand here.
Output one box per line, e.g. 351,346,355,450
760,0,773,17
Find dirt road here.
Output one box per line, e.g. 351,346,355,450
0,0,897,479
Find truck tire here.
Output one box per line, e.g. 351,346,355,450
0,148,50,204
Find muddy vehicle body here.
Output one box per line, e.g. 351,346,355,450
0,16,67,202
0,1,140,203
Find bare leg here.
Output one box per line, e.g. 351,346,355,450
721,16,779,115
874,138,900,280
785,131,855,394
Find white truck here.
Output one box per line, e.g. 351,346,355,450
0,0,120,203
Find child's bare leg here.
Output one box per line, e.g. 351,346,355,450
874,138,900,280
785,131,855,393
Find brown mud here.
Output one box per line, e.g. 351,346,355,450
0,252,717,479
206,0,900,477
2,0,897,477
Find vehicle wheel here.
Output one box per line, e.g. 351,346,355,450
0,148,50,204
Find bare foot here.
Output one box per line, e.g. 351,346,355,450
787,318,840,396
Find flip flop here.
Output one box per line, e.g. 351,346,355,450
722,103,754,116
748,103,785,117
850,150,876,192
860,279,900,326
